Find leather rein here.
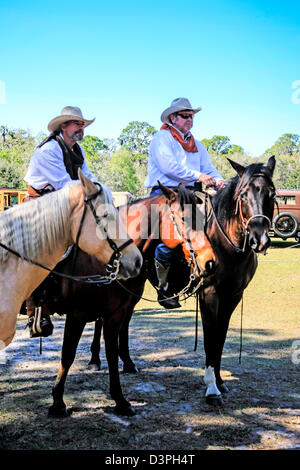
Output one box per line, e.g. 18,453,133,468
0,184,134,285
116,195,209,303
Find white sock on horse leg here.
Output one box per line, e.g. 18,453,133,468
204,366,221,396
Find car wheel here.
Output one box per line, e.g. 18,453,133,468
273,212,298,239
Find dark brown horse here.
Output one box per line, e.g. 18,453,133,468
88,157,277,406
41,184,216,417
200,156,276,403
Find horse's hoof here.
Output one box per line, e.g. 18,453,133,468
123,364,139,374
206,394,224,406
218,383,229,394
87,362,101,371
114,404,136,417
48,405,72,418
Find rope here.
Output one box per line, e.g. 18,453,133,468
239,295,244,364
194,292,199,351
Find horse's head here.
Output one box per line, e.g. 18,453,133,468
229,156,276,253
71,171,143,280
157,182,217,277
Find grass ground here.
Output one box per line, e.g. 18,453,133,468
0,241,299,451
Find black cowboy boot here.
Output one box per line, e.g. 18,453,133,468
26,296,54,338
155,260,181,309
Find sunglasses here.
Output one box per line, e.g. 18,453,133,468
176,113,194,120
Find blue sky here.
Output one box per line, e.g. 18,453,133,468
0,0,299,157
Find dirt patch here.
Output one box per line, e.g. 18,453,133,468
1,246,300,451
0,311,299,451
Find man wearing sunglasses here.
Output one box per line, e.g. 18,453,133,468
145,97,225,309
24,106,99,337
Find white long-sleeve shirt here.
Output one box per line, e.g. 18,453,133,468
144,128,224,188
24,137,99,190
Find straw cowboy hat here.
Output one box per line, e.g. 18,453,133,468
161,98,202,124
48,106,95,132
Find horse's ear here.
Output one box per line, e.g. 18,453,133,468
266,155,276,176
78,168,97,195
227,158,245,177
157,181,176,202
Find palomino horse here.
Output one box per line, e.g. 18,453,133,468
37,184,216,417
200,156,276,404
0,170,142,350
87,157,277,408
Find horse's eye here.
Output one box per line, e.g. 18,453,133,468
102,211,108,218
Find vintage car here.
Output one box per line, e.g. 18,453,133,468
272,189,300,242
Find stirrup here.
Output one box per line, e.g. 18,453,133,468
27,307,54,338
157,289,181,309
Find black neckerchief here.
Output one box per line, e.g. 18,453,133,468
38,132,84,180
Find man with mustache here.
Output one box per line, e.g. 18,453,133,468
24,106,99,337
145,98,225,309
25,106,98,195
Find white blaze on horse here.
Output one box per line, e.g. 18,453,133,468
0,170,142,349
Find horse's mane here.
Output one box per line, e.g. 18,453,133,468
176,185,198,208
212,161,274,223
0,183,73,265
126,186,198,207
99,183,115,207
122,186,199,230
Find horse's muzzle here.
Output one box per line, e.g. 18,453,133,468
118,252,143,280
249,230,271,253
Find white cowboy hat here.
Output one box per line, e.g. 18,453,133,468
161,98,202,124
48,106,95,132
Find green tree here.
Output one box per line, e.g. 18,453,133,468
119,121,156,154
0,127,35,168
80,135,108,163
268,154,300,189
201,135,231,157
264,133,300,157
0,159,25,188
100,150,139,193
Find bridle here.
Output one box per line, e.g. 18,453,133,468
0,184,134,285
235,172,274,252
73,184,134,282
212,172,274,253
115,194,208,303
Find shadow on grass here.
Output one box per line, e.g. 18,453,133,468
1,313,299,451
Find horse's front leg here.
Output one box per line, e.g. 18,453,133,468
103,314,135,416
118,307,138,374
212,294,243,393
88,318,102,371
199,286,224,406
48,315,86,418
200,288,240,405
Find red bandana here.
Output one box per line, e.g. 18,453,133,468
161,124,198,153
